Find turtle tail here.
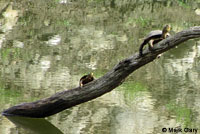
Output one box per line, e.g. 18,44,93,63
139,39,148,56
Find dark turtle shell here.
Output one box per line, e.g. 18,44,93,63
79,73,94,87
145,30,170,41
144,30,162,40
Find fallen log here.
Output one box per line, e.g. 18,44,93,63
2,26,200,118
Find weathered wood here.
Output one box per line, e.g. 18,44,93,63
2,26,200,118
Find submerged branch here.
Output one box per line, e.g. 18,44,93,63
2,26,200,118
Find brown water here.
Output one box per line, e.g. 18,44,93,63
0,0,200,134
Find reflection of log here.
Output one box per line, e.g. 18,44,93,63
2,26,200,118
6,116,63,134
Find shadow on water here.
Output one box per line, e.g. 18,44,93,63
5,115,63,134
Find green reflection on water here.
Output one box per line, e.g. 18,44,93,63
177,0,190,8
166,102,192,127
136,17,152,28
1,48,11,61
0,47,22,62
56,20,71,28
122,81,148,102
123,81,147,92
0,88,21,104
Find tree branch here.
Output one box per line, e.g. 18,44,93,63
2,26,200,118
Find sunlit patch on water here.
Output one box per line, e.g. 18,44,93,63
0,3,18,49
85,61,97,70
40,59,51,71
45,35,61,46
58,0,71,4
197,42,200,57
90,40,114,51
13,40,24,48
0,116,16,134
164,50,196,77
195,9,200,16
1,3,18,32
77,27,115,51
134,91,156,111
116,35,128,42
0,34,5,49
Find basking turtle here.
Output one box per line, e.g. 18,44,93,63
139,25,171,56
79,73,94,87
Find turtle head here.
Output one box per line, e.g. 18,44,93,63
89,73,94,78
164,24,171,32
162,24,171,38
87,73,94,81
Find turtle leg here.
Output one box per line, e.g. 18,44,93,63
148,39,154,51
157,54,162,58
79,81,83,87
80,84,83,88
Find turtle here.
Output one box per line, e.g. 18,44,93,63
79,73,94,87
139,24,171,56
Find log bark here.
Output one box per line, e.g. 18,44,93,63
2,26,200,118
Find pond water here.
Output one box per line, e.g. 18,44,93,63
0,0,200,134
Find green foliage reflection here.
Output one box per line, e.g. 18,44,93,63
122,81,148,101
166,102,192,127
56,20,71,28
0,87,21,105
177,0,190,8
0,48,21,61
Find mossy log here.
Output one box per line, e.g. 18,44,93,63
2,26,200,118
